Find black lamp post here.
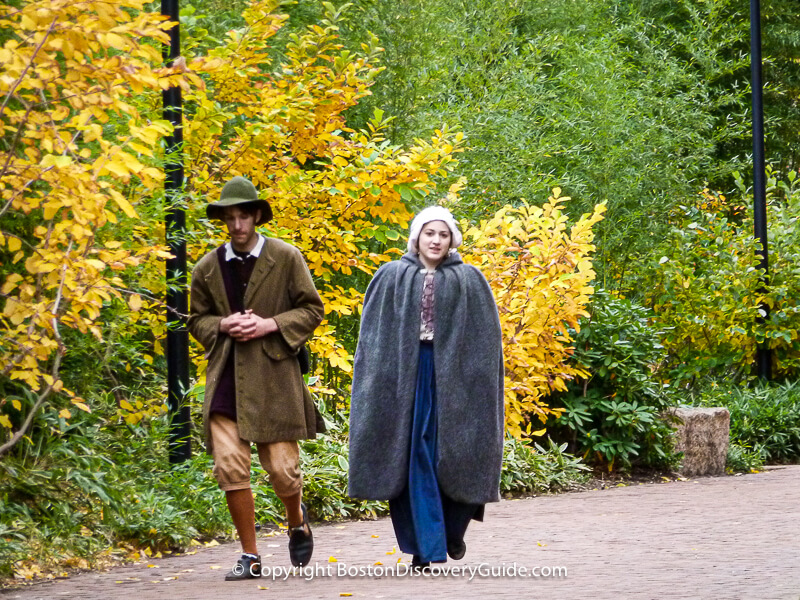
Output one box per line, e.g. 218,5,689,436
750,0,772,381
162,0,192,462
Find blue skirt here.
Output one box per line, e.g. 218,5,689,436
389,342,482,562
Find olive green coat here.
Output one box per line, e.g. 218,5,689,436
188,237,324,451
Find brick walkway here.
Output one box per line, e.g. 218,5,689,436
3,465,799,600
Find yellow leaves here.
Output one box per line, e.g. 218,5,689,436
462,191,605,438
109,190,138,218
3,298,26,326
331,155,349,168
40,154,73,168
128,294,142,311
128,141,153,157
104,32,129,51
178,4,466,383
0,1,182,427
325,347,352,373
130,121,172,146
72,400,91,413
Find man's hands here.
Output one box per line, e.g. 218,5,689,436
219,310,278,342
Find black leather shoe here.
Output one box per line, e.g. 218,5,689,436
411,555,431,572
447,539,466,560
224,554,261,581
288,503,313,566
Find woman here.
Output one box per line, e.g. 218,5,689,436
349,205,505,567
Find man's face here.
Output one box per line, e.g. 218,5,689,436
222,205,261,252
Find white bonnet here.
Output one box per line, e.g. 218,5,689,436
406,206,463,253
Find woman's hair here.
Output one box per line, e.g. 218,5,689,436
407,205,463,253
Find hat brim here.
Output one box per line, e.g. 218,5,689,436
206,199,273,225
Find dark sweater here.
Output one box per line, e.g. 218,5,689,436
209,245,258,419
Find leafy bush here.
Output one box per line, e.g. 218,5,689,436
640,170,800,386
692,380,800,464
501,437,590,495
0,0,463,456
547,290,679,471
726,443,764,474
339,0,763,276
462,190,606,437
643,196,762,386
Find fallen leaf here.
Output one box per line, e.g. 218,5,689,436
329,557,338,562
371,535,379,538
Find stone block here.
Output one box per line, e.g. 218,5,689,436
670,407,730,476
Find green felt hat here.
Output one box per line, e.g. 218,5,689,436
206,176,273,224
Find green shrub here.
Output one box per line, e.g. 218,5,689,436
638,170,800,386
726,443,765,474
501,437,590,495
692,380,800,464
548,290,679,471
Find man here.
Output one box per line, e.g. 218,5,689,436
188,176,324,580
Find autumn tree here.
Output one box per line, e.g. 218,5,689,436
461,190,606,437
0,0,191,453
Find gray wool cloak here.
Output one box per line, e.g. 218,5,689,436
348,251,505,505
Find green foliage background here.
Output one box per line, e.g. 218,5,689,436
2,0,800,581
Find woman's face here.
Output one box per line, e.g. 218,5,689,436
417,220,451,268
